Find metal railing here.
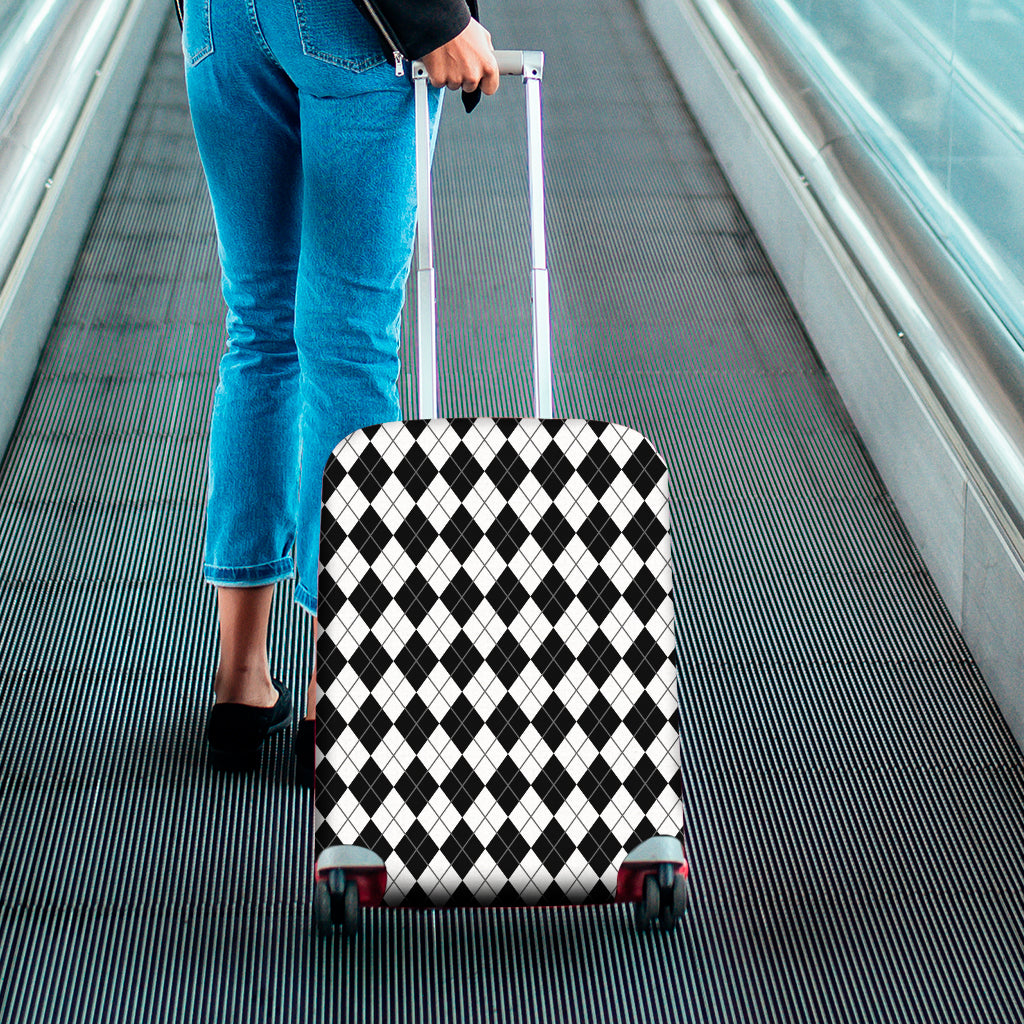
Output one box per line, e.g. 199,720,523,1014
0,0,166,459
681,0,1024,549
0,0,140,289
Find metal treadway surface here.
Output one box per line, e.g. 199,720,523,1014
2,0,1024,1019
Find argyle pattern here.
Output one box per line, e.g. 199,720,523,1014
314,418,683,907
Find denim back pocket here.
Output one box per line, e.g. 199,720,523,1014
291,0,389,71
182,0,214,67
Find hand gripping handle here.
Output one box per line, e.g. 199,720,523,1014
410,51,551,420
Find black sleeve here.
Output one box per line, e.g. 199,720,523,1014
371,0,474,60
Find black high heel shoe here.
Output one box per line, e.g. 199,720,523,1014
295,718,315,789
206,678,292,770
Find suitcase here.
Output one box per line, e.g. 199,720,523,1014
313,51,690,936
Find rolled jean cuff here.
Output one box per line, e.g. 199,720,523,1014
294,581,316,617
204,557,295,587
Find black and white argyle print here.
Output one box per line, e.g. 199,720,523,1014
315,418,683,907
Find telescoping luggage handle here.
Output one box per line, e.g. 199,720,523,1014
411,50,551,420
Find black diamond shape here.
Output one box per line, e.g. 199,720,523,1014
486,630,529,687
489,880,528,907
440,629,485,686
347,696,393,751
320,517,349,565
576,815,622,874
349,571,392,627
356,820,387,859
488,818,530,877
441,819,486,878
486,693,531,751
394,568,438,627
575,753,620,814
533,755,575,813
440,569,484,628
396,631,439,688
485,441,530,500
622,442,665,498
576,691,619,750
347,446,392,501
623,566,669,625
623,502,665,562
533,633,576,686
348,634,392,686
493,418,520,438
574,443,620,498
631,816,659,849
441,441,485,501
576,505,621,562
485,504,529,556
530,443,575,500
322,453,346,495
534,816,580,869
485,568,530,628
318,764,348,814
449,417,475,438
317,572,347,625
395,694,439,753
396,757,439,815
535,878,569,905
347,760,394,816
394,442,441,501
532,508,576,564
316,701,347,755
440,755,486,815
403,882,433,908
624,754,667,813
576,632,621,686
347,507,394,563
534,694,577,749
533,568,577,626
317,641,348,691
486,755,531,814
396,820,439,879
315,819,339,854
623,691,670,749
440,694,486,751
623,628,666,684
440,505,484,563
395,505,439,565
576,566,620,623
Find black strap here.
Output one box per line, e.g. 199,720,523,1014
461,0,481,113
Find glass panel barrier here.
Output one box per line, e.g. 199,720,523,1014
747,0,1024,353
0,0,135,286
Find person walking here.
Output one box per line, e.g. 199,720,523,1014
182,0,499,781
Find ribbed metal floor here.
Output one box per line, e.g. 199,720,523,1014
2,0,1024,1019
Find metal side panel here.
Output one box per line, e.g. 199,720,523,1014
1,2,1023,1022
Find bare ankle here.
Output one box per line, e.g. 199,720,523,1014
214,665,276,706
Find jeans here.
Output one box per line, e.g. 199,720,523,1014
183,0,441,614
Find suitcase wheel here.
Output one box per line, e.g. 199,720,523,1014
636,873,660,931
635,865,690,933
313,869,361,937
314,879,333,937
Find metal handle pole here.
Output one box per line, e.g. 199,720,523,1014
413,72,436,419
411,50,549,420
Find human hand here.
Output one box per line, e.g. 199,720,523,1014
420,19,499,96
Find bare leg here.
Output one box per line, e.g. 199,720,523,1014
306,619,318,720
213,584,279,707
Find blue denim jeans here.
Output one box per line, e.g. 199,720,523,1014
183,0,441,614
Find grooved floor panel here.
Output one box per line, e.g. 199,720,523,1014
1,0,1023,1020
